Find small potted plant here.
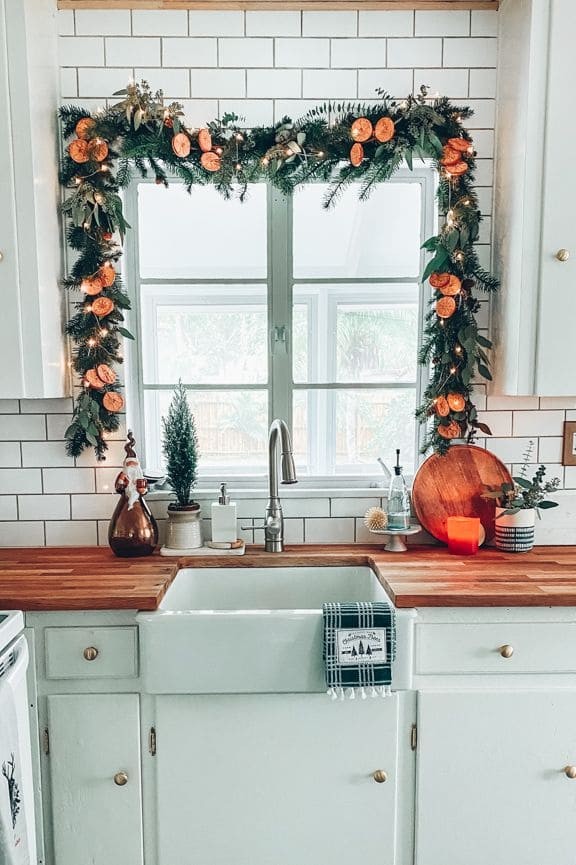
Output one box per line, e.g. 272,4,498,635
483,443,560,552
161,381,202,552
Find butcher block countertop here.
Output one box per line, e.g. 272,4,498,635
2,545,576,610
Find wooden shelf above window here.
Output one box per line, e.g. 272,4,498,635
57,1,499,10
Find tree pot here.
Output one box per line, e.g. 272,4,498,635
494,507,535,553
164,504,203,551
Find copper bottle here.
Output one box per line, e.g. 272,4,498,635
108,432,159,558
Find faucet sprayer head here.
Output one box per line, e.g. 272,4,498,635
281,451,297,484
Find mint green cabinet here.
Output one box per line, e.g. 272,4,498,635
46,694,144,865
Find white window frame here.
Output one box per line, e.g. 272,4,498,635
123,164,438,489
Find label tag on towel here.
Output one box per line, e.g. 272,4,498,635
336,629,387,665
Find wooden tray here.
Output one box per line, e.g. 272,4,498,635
412,444,512,543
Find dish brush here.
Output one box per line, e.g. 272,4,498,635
364,506,388,532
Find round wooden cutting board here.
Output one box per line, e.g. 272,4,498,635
412,444,513,543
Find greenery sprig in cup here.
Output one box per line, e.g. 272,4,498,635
482,442,560,518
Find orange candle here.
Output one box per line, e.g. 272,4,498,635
446,516,480,556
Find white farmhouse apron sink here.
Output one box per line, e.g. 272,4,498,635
137,565,413,694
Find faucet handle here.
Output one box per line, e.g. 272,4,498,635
240,524,267,532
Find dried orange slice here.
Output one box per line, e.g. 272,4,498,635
445,161,468,177
96,363,116,385
436,296,457,319
81,276,103,296
441,146,461,166
350,142,364,167
98,263,116,287
437,420,461,439
351,118,373,143
88,138,109,162
198,128,212,152
374,117,395,143
75,117,96,140
102,391,125,412
448,137,472,153
200,151,221,172
84,368,104,389
68,139,90,163
172,132,191,158
91,296,114,317
440,274,462,296
447,392,466,412
429,272,451,289
435,396,450,417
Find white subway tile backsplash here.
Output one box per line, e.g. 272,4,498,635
469,68,497,98
486,396,539,411
43,468,95,494
477,411,512,437
0,416,45,441
219,38,273,67
218,99,274,126
358,69,413,99
106,37,161,67
190,68,245,98
487,437,534,464
414,68,468,98
60,68,77,97
330,38,386,68
19,495,71,521
0,497,17,520
305,517,355,544
45,521,98,546
72,494,116,520
180,99,219,126
162,38,217,67
464,99,496,128
415,11,470,37
135,68,189,97
59,36,104,67
254,518,304,545
246,12,301,37
189,11,244,37
275,38,329,68
471,10,499,37
95,467,121,494
282,497,330,519
388,38,442,68
78,68,133,99
331,497,380,518
75,10,131,36
274,99,324,122
0,443,21,469
46,415,73,440
540,397,576,409
358,11,413,37
472,129,494,158
0,400,19,414
538,437,564,463
22,442,74,469
133,10,188,37
303,69,357,98
0,469,42,495
513,410,565,437
303,12,357,37
247,69,301,98
75,441,125,468
57,10,75,37
443,37,497,68
355,520,388,545
0,522,45,548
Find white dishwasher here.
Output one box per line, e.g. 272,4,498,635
0,612,35,865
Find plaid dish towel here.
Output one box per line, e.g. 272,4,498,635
323,602,396,701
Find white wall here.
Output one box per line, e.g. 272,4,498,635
1,6,575,546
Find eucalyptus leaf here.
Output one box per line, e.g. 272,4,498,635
477,363,492,381
117,326,135,340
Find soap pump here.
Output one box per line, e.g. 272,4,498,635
386,449,411,531
211,482,237,543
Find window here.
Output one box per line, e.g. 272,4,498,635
125,167,437,485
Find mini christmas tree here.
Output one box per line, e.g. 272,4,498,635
162,381,199,509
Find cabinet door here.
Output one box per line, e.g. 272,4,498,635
47,694,143,865
536,0,576,394
154,693,404,865
415,690,576,865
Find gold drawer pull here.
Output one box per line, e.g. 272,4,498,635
372,769,388,784
564,766,576,780
83,646,99,661
499,644,514,659
556,248,570,262
114,771,129,786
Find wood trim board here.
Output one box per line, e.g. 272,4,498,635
57,1,499,10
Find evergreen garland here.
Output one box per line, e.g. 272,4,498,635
59,80,498,459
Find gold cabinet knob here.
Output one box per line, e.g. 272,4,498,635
556,248,570,262
372,769,388,784
114,771,129,786
499,644,514,659
564,766,576,779
0,251,3,262
83,646,99,661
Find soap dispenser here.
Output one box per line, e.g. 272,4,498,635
386,449,411,531
211,483,237,543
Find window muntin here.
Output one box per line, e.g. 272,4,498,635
127,168,436,482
